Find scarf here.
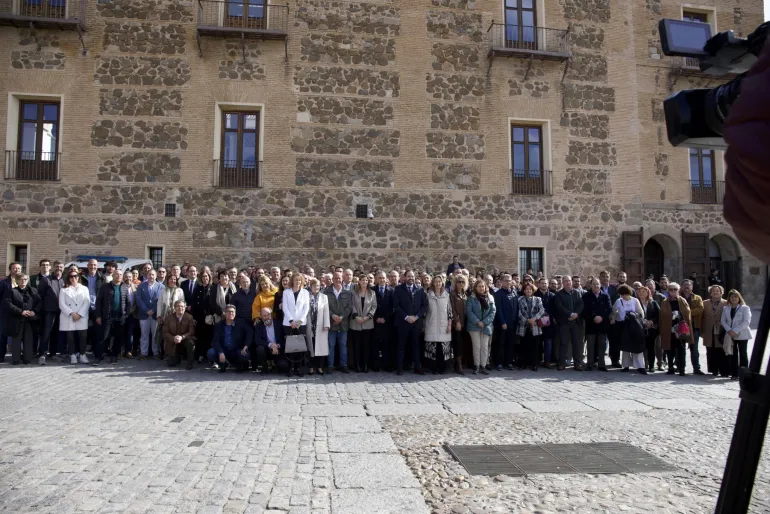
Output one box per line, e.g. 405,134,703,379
477,292,489,311
216,285,227,312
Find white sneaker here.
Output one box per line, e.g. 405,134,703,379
71,354,78,365
79,354,90,364
38,355,46,366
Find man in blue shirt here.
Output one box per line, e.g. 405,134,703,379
208,304,252,372
135,269,163,359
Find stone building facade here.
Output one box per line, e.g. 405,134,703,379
0,0,765,301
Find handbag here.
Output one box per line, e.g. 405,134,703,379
284,330,307,354
536,314,550,328
675,320,691,340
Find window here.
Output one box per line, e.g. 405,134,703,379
519,248,543,278
19,0,68,19
147,247,164,270
690,148,718,203
164,203,176,218
682,10,709,23
219,111,261,187
226,0,266,29
9,244,29,275
511,124,547,195
355,204,369,219
504,0,536,49
15,101,59,180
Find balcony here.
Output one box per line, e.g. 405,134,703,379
197,1,288,57
213,159,263,188
4,151,61,181
488,23,569,61
511,170,552,196
0,0,85,30
690,180,724,205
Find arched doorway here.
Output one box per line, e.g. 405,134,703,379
710,234,742,293
643,234,681,281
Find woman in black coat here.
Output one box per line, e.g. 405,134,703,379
2,274,41,365
637,284,661,373
273,275,291,326
192,268,215,362
535,277,557,368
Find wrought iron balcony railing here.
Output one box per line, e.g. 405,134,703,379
197,1,288,38
0,0,85,30
511,169,552,196
4,151,61,181
488,23,569,61
690,180,725,205
213,159,263,188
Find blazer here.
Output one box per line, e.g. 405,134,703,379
466,293,496,336
325,286,353,331
424,290,452,343
136,281,164,320
553,289,584,325
80,272,105,303
255,321,284,352
36,274,62,313
702,298,728,348
2,286,41,338
209,284,234,318
493,288,518,329
350,288,377,331
282,288,310,327
682,293,704,330
59,284,91,332
211,320,252,355
392,283,428,330
162,312,196,347
306,292,330,358
516,294,545,337
581,290,612,335
640,299,661,339
181,278,197,308
721,304,752,341
191,283,214,321
660,297,695,350
157,286,183,321
449,291,467,330
373,284,394,324
94,282,129,323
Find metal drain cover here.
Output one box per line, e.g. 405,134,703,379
445,443,676,476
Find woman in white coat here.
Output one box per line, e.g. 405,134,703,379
424,275,453,374
720,289,752,380
306,278,330,375
282,273,310,376
59,270,91,365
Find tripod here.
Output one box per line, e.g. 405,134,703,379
715,278,770,513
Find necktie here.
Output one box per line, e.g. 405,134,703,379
380,287,384,296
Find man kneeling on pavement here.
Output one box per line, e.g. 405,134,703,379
163,300,196,369
252,307,288,374
208,304,252,372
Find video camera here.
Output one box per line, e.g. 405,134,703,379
658,19,769,150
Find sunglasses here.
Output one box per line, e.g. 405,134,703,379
68,274,79,278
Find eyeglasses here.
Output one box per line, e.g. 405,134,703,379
68,274,79,278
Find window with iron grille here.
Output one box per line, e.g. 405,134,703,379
355,204,369,219
519,248,544,278
12,244,29,275
148,247,163,271
164,203,176,218
504,0,537,49
219,111,260,187
16,101,60,180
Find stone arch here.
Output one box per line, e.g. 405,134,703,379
710,233,742,292
711,233,740,262
644,232,681,280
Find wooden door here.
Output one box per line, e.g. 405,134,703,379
622,229,644,284
682,231,709,287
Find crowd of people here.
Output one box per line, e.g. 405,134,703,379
0,256,752,381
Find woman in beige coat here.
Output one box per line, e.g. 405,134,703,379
306,278,330,376
701,285,728,377
349,274,377,373
424,275,453,374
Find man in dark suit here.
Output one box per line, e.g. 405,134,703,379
253,307,288,374
493,273,518,370
392,270,427,375
35,260,63,364
581,278,612,371
0,262,22,362
207,304,252,372
553,275,585,370
162,299,196,369
30,258,51,289
181,265,198,313
94,269,129,364
372,271,394,371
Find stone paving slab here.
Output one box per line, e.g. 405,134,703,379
520,400,597,413
331,488,429,514
444,401,525,414
328,433,397,453
329,417,382,434
638,398,715,410
366,403,446,416
699,398,741,409
302,404,366,418
331,454,420,489
581,399,651,411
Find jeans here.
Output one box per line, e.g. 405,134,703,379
123,317,135,354
689,328,702,371
495,326,517,367
36,311,58,356
207,346,250,368
327,330,349,368
559,322,583,366
542,336,552,363
585,333,607,368
66,330,87,355
468,330,490,368
139,318,159,356
98,319,124,358
397,324,422,372
87,309,102,353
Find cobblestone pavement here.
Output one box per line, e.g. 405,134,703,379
1,339,768,514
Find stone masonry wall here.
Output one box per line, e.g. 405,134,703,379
430,43,481,72
425,133,485,160
426,10,483,42
102,23,187,55
295,158,394,188
11,50,65,70
560,112,609,139
300,35,396,66
99,89,183,117
426,73,485,102
97,153,182,183
96,0,193,22
295,0,400,36
431,163,480,190
91,120,189,150
297,97,394,126
294,66,400,97
94,57,191,86
562,84,615,111
218,61,266,81
430,104,479,131
291,127,400,157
